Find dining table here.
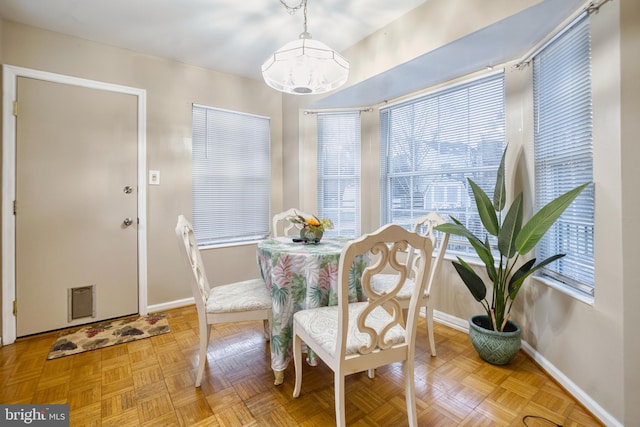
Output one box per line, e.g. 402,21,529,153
256,235,367,385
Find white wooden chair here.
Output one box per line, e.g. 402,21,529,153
292,223,433,427
370,212,449,357
271,208,313,237
175,215,272,387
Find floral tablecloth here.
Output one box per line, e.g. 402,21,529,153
256,236,367,376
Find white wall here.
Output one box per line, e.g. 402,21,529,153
0,20,283,307
619,0,640,423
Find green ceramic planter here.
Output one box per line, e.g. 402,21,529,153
468,315,521,365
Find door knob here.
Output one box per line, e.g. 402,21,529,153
123,218,133,226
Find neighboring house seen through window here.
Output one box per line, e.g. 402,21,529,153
380,73,506,256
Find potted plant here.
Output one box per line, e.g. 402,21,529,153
435,147,589,365
287,211,334,244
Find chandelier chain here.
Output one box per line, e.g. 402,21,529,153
279,0,308,33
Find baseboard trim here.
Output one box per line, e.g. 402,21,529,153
433,309,469,332
147,297,194,314
432,310,620,427
520,340,621,427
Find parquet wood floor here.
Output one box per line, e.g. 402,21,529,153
0,305,603,426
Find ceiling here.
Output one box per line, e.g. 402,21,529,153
0,0,427,81
311,0,587,108
0,0,587,108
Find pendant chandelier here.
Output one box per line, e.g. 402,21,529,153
261,0,350,95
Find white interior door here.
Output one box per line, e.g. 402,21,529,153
15,76,139,336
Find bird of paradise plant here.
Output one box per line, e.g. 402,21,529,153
435,147,590,332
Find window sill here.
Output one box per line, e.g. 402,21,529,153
444,253,595,306
531,275,594,306
199,239,263,251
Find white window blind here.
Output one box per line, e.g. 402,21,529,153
317,111,361,237
533,14,595,295
191,105,271,246
380,73,506,255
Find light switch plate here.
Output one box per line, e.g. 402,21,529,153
149,170,160,185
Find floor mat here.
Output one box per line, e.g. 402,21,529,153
47,312,170,359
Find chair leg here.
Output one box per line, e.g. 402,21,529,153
426,305,437,357
263,318,271,341
292,330,303,397
404,359,417,427
334,371,346,427
195,323,211,387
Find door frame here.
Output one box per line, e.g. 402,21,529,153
2,65,148,345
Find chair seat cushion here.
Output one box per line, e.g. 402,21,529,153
371,274,416,299
206,278,272,313
293,302,406,356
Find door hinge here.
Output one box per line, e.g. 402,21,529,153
13,300,17,316
13,200,16,215
13,101,18,117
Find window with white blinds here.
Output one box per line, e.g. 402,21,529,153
380,73,506,255
317,111,361,237
533,14,595,295
191,104,271,246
